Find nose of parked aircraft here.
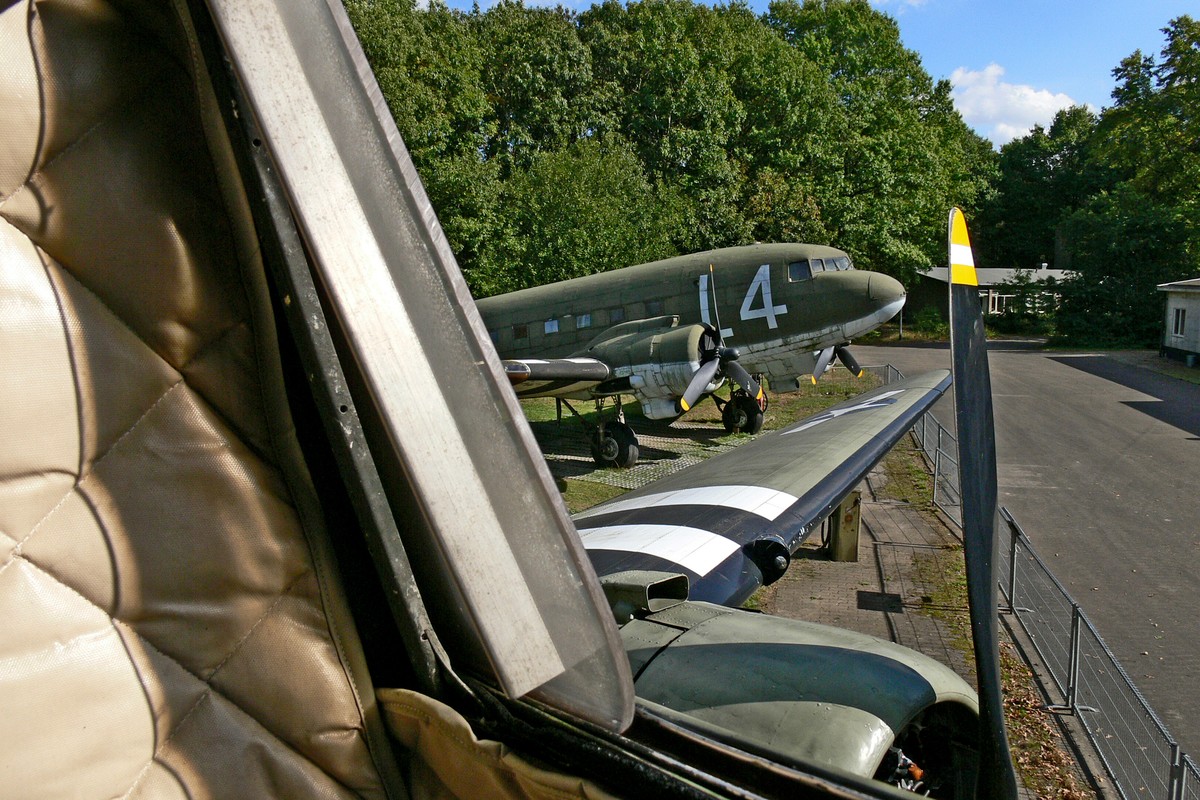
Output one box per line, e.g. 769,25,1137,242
867,273,906,321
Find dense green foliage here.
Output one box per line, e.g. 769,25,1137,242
345,0,994,296
347,1,1198,349
976,16,1199,347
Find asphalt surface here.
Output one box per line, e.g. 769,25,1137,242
858,342,1200,756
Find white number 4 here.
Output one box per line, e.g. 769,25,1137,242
740,264,788,329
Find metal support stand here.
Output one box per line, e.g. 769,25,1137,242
828,491,861,563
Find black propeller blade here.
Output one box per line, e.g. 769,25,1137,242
834,345,864,378
721,352,762,402
948,208,1018,799
811,346,836,384
677,340,762,414
677,355,722,413
811,345,864,383
677,267,763,414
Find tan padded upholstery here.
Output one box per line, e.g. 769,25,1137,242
379,689,618,800
1,1,400,797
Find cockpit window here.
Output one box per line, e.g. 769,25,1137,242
788,260,812,282
810,258,825,273
833,256,853,271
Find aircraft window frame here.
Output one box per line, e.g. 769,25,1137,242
833,256,852,271
608,307,625,324
545,319,559,335
513,323,529,340
810,258,825,273
787,261,812,282
577,312,592,329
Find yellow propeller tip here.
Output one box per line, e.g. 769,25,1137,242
679,400,690,412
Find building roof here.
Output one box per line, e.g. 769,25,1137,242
1158,278,1200,293
919,267,1069,287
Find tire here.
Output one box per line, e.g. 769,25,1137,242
722,395,764,434
590,423,639,468
738,396,765,434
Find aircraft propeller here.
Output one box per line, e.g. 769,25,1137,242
811,344,865,384
947,208,1018,799
677,267,764,414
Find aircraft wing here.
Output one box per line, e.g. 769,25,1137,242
574,370,952,606
503,357,612,397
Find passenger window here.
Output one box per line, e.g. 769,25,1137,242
513,323,528,340
646,300,663,316
544,319,559,335
788,260,812,282
577,313,592,329
810,258,825,273
609,307,625,324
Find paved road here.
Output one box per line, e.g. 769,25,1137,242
857,342,1200,756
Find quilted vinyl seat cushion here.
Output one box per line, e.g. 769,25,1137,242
0,1,396,797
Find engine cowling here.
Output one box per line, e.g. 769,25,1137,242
584,322,719,418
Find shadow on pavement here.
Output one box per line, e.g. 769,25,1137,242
1048,355,1200,439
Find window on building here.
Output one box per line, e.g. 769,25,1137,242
577,313,592,329
513,323,528,340
544,319,559,335
788,260,812,282
1173,307,1187,337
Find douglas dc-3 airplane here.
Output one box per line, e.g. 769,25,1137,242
1,0,1016,795
479,246,906,466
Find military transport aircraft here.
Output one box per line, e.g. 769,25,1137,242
479,246,906,466
1,0,1016,796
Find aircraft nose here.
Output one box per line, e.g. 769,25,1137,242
868,273,905,304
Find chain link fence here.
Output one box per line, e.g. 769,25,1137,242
872,363,1196,800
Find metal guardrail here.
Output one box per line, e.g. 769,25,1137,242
871,363,1193,800
866,365,961,525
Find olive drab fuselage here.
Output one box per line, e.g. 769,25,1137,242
477,243,906,410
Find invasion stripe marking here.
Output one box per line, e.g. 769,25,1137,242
573,485,798,523
578,524,741,576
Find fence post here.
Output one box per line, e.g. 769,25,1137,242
932,447,941,508
1168,742,1183,800
1006,519,1019,613
1048,602,1084,713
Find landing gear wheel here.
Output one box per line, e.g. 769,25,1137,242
722,394,765,434
591,422,639,468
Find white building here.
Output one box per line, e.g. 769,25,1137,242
1158,278,1200,365
915,267,1068,316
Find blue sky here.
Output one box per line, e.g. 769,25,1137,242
439,0,1192,147
865,0,1191,145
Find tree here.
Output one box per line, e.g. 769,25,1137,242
1054,186,1193,347
472,138,681,295
975,106,1107,270
765,0,995,282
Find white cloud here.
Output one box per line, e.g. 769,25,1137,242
950,63,1078,146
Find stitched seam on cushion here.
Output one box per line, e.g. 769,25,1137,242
0,252,254,577
0,21,176,212
8,546,364,798
0,379,185,579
